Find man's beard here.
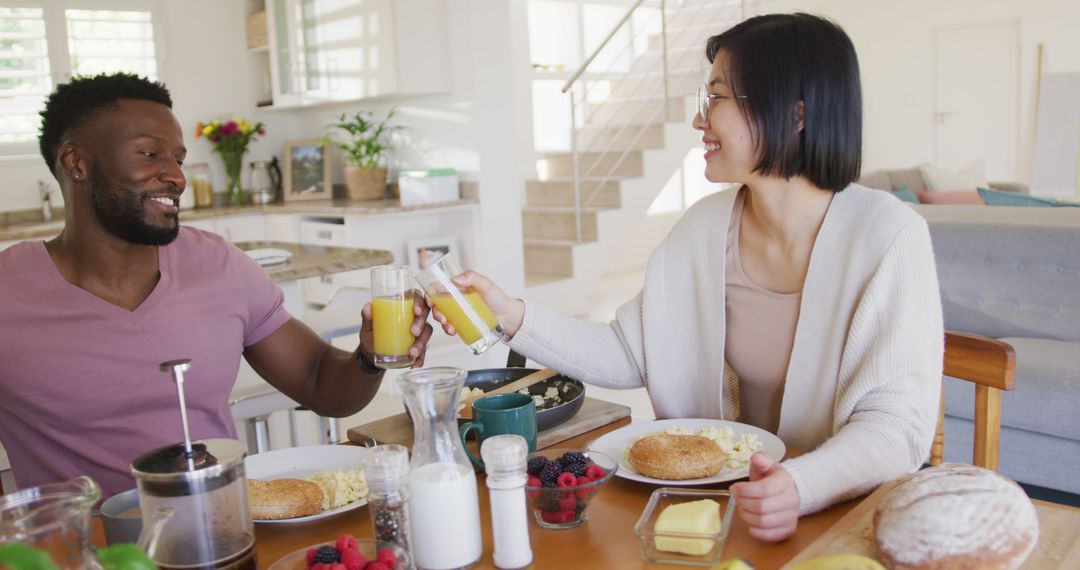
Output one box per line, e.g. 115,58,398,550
89,164,180,246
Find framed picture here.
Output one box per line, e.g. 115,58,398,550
406,236,460,270
282,140,332,202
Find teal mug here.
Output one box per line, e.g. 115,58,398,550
459,393,538,468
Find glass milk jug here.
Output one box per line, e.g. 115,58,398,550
0,476,102,569
399,367,483,570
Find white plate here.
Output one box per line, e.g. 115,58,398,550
245,248,293,267
245,445,368,524
588,418,786,486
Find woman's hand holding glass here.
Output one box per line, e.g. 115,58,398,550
431,270,525,342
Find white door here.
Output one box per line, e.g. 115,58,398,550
934,21,1019,182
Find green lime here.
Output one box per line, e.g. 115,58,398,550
0,543,59,570
97,544,157,570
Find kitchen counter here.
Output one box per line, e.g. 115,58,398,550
235,241,392,283
0,197,478,241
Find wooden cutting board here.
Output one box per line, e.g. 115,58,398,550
346,397,631,450
783,480,1080,568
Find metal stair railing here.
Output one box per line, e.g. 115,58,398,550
558,0,748,242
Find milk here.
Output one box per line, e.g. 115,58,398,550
407,462,483,569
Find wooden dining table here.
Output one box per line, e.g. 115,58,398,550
253,415,861,569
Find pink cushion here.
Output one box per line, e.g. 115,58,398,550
914,190,985,205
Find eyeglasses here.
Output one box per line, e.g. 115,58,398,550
697,83,748,121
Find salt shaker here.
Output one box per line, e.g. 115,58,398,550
481,435,533,569
362,444,413,557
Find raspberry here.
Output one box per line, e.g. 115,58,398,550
312,565,332,570
329,565,346,570
375,547,397,569
585,464,606,480
556,472,577,487
558,493,577,512
574,475,594,499
556,511,578,523
558,452,588,477
306,548,319,566
527,455,551,476
340,549,366,570
335,534,358,554
538,488,562,511
313,545,340,564
364,563,389,570
540,510,562,523
539,463,561,487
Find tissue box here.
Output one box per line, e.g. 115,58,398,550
398,169,460,206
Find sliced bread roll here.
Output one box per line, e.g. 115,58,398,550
628,434,726,480
247,478,324,520
873,463,1039,570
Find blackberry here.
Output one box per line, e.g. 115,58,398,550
313,545,340,564
538,488,563,512
558,452,588,477
527,456,551,476
539,462,562,487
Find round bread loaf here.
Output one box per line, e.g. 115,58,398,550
627,433,726,480
247,478,324,520
873,463,1039,570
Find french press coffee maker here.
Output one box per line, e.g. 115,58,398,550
129,359,256,569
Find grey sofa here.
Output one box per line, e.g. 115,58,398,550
858,166,1030,195
913,205,1080,494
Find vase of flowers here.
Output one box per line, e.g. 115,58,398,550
195,117,265,205
327,109,402,201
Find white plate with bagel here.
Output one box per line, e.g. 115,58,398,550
588,418,785,486
245,444,369,524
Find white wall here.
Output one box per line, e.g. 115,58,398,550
761,0,1080,184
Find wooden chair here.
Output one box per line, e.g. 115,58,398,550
930,331,1017,471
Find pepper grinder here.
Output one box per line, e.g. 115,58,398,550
481,435,533,570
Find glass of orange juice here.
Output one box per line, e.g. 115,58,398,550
371,265,416,369
415,254,504,354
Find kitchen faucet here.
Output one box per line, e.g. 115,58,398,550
39,180,53,222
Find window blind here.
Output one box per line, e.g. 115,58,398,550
0,6,51,144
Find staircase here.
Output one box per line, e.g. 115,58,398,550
522,0,748,315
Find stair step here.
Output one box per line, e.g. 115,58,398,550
610,68,701,98
663,4,744,33
539,151,644,178
584,97,685,128
524,240,574,277
576,122,666,153
525,271,571,287
628,46,709,74
527,179,621,208
522,208,599,242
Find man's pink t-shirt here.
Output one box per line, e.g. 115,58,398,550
0,227,291,497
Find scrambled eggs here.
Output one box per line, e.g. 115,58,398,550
308,468,368,510
663,425,762,470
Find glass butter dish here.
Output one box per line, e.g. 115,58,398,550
634,487,736,566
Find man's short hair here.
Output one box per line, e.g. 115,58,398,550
705,13,862,192
38,72,172,175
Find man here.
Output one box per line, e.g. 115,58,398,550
0,73,433,497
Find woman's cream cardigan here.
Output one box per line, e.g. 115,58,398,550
507,184,944,514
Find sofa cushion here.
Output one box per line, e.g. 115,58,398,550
919,161,989,192
930,221,1080,341
915,189,984,205
887,166,928,194
857,169,892,191
978,187,1080,207
943,417,1080,494
944,337,1080,441
893,187,919,203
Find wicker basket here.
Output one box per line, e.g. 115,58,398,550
344,166,387,201
245,11,268,49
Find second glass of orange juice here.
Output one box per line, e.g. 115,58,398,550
371,265,416,369
415,254,504,354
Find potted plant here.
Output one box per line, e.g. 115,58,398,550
327,109,402,201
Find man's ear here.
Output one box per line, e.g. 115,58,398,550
57,143,88,183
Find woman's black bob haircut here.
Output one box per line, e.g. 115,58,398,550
705,13,861,192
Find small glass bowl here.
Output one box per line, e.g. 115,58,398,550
634,487,736,566
524,448,618,530
268,539,409,569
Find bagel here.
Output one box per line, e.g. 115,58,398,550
247,478,324,520
628,434,726,480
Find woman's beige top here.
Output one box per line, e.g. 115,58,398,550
724,190,801,433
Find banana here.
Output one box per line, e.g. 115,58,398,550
787,553,887,570
712,558,755,570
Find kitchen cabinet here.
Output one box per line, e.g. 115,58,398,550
248,0,450,109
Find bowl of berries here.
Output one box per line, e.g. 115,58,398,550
525,448,618,530
267,534,409,570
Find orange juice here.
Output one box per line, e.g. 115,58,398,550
373,297,415,356
431,291,499,345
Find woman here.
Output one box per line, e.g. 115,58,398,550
443,13,943,541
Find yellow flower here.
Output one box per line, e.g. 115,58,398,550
201,125,215,137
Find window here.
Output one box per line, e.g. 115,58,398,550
0,2,161,151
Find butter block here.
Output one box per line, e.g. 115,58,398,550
654,499,722,555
